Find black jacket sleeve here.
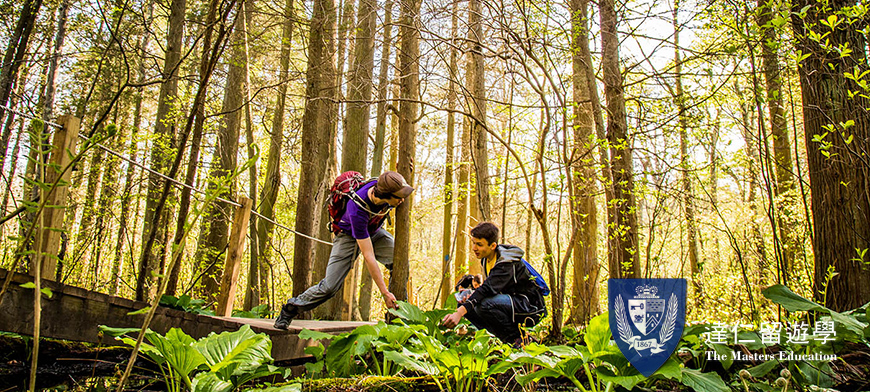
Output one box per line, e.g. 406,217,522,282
461,261,514,312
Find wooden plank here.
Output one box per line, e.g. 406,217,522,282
37,115,80,281
215,196,253,316
0,268,373,361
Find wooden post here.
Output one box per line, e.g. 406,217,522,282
37,115,79,281
216,196,253,316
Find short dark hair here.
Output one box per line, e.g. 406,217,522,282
470,222,499,245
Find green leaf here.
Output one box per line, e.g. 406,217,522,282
299,328,336,341
763,285,867,335
19,282,35,289
516,368,561,386
247,384,302,392
711,343,733,370
384,350,440,375
681,368,729,392
388,301,426,324
191,371,233,392
194,324,272,379
146,328,207,384
39,288,53,298
128,307,151,316
98,325,142,338
747,359,778,378
653,358,682,381
585,312,611,355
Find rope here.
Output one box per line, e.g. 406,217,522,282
0,104,334,246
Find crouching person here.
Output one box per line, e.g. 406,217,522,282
441,222,547,346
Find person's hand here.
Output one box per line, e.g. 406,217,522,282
383,291,399,309
441,311,463,328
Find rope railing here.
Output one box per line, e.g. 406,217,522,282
0,104,333,246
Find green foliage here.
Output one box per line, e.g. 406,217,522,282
161,294,216,316
99,324,288,391
232,304,273,319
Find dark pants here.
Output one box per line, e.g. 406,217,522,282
464,294,539,343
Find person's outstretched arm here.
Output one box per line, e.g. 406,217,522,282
357,237,398,309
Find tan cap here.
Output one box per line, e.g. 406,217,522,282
376,171,414,198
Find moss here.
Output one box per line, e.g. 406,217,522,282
299,376,439,392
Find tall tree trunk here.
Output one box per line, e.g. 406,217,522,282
40,0,69,126
757,0,797,279
293,0,337,300
600,0,639,279
673,0,702,304
241,1,260,311
466,0,489,222
440,0,458,308
0,0,43,170
569,0,599,325
334,0,377,320
165,0,219,296
256,0,295,312
360,0,393,319
791,0,870,311
388,0,421,305
456,120,470,275
195,9,246,304
136,0,185,301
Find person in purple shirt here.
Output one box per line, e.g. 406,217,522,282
274,171,414,329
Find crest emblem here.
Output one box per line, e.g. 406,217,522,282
609,279,686,377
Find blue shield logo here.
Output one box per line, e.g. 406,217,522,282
609,279,686,377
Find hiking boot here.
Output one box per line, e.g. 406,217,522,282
273,303,299,330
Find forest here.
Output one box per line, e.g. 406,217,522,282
0,0,869,387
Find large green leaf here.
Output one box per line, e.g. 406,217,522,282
388,301,426,324
191,371,233,392
680,368,729,392
384,350,440,375
585,312,611,355
146,328,207,386
763,285,867,336
247,384,302,392
747,360,778,378
653,358,682,381
194,325,272,379
299,328,337,341
595,364,644,390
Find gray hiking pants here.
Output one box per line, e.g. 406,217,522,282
287,228,394,312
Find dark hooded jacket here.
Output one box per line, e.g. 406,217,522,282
460,244,547,324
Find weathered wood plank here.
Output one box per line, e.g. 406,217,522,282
216,196,253,316
0,269,373,361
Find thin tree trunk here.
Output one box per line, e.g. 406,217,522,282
673,0,701,304
0,0,44,169
569,0,599,326
466,0,489,222
136,0,186,301
600,0,639,278
195,8,246,304
456,120,470,276
293,0,337,301
440,0,458,308
388,0,421,305
241,1,259,311
757,0,797,278
256,0,295,312
360,0,393,319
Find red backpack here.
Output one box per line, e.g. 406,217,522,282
327,171,377,234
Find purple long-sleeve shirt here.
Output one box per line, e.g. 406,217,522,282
335,181,392,239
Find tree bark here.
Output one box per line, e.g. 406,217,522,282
600,0,639,279
791,0,870,311
360,0,393,320
0,0,44,170
256,0,295,312
195,8,247,304
293,0,338,301
569,0,599,325
440,0,458,308
466,0,489,222
757,0,797,278
388,0,421,304
673,0,701,304
136,0,185,301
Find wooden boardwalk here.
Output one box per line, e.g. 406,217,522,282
0,268,371,361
